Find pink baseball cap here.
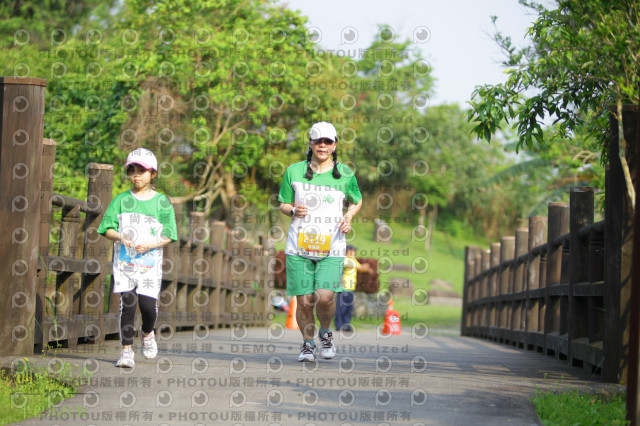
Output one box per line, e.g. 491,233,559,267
125,148,158,171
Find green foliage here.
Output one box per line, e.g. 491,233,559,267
468,0,640,154
0,0,572,242
338,33,434,187
532,388,627,425
108,0,325,215
0,0,112,48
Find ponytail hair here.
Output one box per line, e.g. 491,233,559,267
304,149,314,180
331,149,341,179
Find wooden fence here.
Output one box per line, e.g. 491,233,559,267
462,106,639,383
0,77,275,356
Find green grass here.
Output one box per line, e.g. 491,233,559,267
274,216,488,331
0,357,82,425
532,388,627,425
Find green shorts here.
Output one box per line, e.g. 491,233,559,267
286,255,344,296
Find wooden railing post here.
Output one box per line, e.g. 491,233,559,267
568,187,594,365
526,216,547,350
158,201,181,335
229,229,244,322
263,237,276,326
35,139,57,353
511,228,528,346
0,77,47,356
489,242,501,331
473,249,482,329
189,212,206,323
176,206,190,326
55,204,80,347
461,246,480,336
82,163,113,343
545,202,569,357
498,236,515,340
481,249,490,331
210,221,226,328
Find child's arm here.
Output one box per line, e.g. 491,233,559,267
357,262,373,274
133,236,172,254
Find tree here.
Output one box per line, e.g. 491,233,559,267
0,0,111,48
110,0,322,222
467,0,640,206
2,0,324,221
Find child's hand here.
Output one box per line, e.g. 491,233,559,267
134,243,153,254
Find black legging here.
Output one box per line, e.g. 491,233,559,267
119,290,157,346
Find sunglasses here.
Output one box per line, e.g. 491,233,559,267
310,138,336,146
126,164,152,174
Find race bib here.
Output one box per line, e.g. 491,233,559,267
297,232,331,258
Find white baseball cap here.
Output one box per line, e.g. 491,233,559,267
125,148,158,171
309,121,338,142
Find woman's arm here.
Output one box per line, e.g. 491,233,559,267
279,202,308,218
339,198,362,233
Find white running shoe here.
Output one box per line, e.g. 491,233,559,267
298,341,316,362
142,331,158,359
116,348,135,368
319,331,336,359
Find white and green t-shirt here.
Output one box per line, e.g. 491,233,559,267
278,161,362,259
98,191,178,298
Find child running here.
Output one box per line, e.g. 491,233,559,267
278,121,363,362
98,148,177,367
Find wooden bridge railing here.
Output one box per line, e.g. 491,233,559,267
462,189,605,372
463,105,639,384
0,77,275,356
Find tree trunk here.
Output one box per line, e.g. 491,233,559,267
617,98,636,210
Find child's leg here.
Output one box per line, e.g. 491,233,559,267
138,294,158,335
343,291,355,327
119,290,137,346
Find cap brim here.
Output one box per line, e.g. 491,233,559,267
125,161,156,170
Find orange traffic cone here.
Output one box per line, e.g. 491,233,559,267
285,297,299,330
382,300,401,335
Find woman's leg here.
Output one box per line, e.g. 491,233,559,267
315,288,336,330
286,255,317,341
297,293,317,340
334,292,345,330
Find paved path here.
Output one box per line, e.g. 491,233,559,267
6,326,619,426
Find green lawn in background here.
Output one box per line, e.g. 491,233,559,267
273,216,490,332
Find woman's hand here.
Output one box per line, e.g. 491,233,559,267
339,213,353,233
292,205,308,218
